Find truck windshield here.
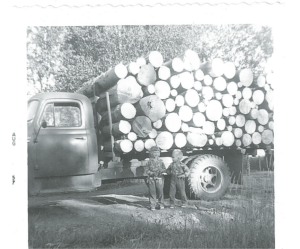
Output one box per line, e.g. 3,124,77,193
27,100,39,122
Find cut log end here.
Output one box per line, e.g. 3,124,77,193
156,131,173,150
149,51,164,68
134,140,145,152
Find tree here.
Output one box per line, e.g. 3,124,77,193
27,25,273,94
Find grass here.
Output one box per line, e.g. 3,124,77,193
28,171,274,248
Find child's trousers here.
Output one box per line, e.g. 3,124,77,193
148,177,164,209
169,175,188,205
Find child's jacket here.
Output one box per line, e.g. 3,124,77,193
167,161,190,177
146,158,166,178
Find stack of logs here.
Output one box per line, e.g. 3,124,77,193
77,50,274,154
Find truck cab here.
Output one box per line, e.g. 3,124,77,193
27,92,99,195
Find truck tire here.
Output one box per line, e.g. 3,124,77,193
188,154,230,201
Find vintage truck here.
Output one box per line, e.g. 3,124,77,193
27,91,265,200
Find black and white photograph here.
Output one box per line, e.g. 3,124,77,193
3,1,299,249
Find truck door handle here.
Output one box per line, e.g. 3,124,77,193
75,137,86,140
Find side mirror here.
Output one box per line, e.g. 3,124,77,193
41,120,47,129
34,120,47,143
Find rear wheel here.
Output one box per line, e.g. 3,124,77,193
188,154,230,201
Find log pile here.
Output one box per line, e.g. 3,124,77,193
77,50,274,154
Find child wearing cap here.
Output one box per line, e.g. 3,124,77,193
167,149,190,208
145,146,167,211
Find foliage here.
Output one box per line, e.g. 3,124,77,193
27,25,273,94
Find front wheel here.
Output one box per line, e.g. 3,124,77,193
188,154,230,201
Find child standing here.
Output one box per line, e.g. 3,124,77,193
145,146,167,211
167,149,190,208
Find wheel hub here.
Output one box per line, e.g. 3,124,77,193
200,166,222,193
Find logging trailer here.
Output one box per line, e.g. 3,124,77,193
27,91,272,200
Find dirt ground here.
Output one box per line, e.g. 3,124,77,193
28,171,274,244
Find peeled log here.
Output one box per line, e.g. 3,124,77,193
221,131,235,147
171,89,178,97
216,137,223,146
114,140,133,154
137,64,157,86
102,120,131,138
162,113,182,133
223,62,236,79
147,51,164,68
155,80,171,99
223,108,230,117
239,99,252,114
232,69,253,87
182,49,201,71
253,75,266,88
156,131,173,150
203,75,213,86
136,57,146,67
93,63,128,94
245,109,258,120
149,129,158,139
131,116,152,138
213,77,227,91
145,139,156,151
268,121,274,130
216,119,226,131
142,84,155,96
178,105,193,122
127,62,140,75
97,76,142,111
252,132,262,145
215,92,223,100
200,58,224,77
229,106,237,115
235,139,242,147
134,140,145,152
169,75,181,89
222,94,234,107
236,91,242,99
227,81,238,96
198,102,206,113
203,121,215,135
245,120,256,134
262,129,274,145
194,69,204,81
235,114,246,127
173,133,187,148
100,103,136,125
183,89,200,107
228,116,236,126
187,112,206,127
164,98,176,112
179,72,194,90
233,128,243,138
258,125,265,133
194,81,203,91
206,100,223,121
242,134,252,147
135,95,166,122
127,132,138,142
181,123,189,132
158,66,171,80
252,90,265,105
187,132,208,147
164,57,184,73
257,109,269,125
202,86,214,100
153,120,162,129
242,87,252,100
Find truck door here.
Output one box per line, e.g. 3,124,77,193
35,99,90,177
